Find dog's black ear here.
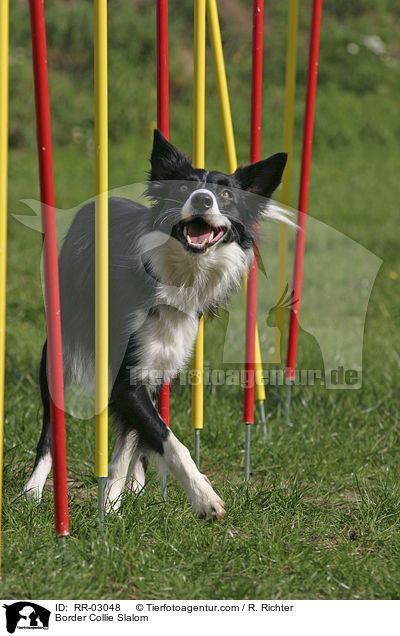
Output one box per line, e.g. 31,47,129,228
234,153,287,198
150,129,191,180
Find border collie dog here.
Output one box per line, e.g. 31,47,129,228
24,130,288,519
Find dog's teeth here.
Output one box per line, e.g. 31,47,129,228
185,225,217,249
187,234,201,248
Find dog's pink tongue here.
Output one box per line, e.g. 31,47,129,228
187,221,211,245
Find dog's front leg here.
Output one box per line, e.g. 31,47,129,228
111,379,225,520
159,432,226,519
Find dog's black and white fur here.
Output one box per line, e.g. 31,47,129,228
24,130,288,519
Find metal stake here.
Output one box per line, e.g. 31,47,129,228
194,430,200,469
259,400,267,438
285,382,292,425
245,424,251,481
160,470,167,501
97,476,106,528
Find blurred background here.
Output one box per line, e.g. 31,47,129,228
8,0,399,213
7,0,399,367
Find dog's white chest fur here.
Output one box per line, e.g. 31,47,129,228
134,230,253,383
136,306,199,383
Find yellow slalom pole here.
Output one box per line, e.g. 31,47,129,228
206,0,236,174
273,0,299,364
0,0,9,572
193,0,206,168
207,0,266,423
94,0,108,524
192,0,206,468
242,278,266,412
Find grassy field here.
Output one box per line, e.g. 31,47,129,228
1,0,400,599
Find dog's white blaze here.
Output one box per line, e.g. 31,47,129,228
182,188,231,229
159,431,225,519
23,451,52,502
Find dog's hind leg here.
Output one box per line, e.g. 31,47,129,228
104,427,139,512
126,446,150,495
111,377,226,520
24,342,53,502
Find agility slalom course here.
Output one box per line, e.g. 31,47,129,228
243,0,264,481
285,0,323,420
0,0,323,552
192,0,269,471
29,0,69,539
94,0,109,525
0,0,10,572
274,0,299,365
156,0,170,499
192,0,206,468
156,0,169,142
207,0,267,443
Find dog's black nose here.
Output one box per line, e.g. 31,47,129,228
191,192,213,211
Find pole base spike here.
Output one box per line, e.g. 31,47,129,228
160,470,168,501
244,424,251,482
194,429,200,469
97,476,107,528
258,401,267,439
285,382,292,426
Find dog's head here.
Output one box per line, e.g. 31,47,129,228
147,129,288,254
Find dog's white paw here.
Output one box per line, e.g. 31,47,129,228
22,483,43,503
126,478,146,496
191,475,226,520
22,455,52,504
104,479,124,514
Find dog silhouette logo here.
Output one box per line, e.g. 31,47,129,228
3,602,50,633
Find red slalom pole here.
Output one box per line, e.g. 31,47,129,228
156,0,170,498
249,0,263,165
157,0,169,140
156,0,170,431
285,0,323,416
243,0,264,481
29,0,69,538
158,383,170,425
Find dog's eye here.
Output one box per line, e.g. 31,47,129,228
220,189,232,199
179,184,189,192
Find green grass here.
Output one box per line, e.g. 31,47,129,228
1,0,400,599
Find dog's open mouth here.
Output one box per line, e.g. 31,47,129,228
178,218,226,253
